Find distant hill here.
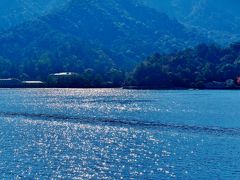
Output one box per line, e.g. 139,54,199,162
142,0,240,43
0,0,206,81
0,0,69,30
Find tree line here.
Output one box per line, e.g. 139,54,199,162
1,42,240,88
127,42,240,89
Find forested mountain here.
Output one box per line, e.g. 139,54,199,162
142,0,240,43
0,0,206,83
0,0,69,30
128,42,240,89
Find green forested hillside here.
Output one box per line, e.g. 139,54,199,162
142,0,240,43
129,43,240,89
0,0,206,86
0,0,69,30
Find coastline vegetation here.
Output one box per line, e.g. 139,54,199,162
1,43,240,89
127,42,240,89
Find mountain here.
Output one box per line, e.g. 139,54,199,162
0,0,69,30
0,0,206,81
43,0,205,60
142,0,240,43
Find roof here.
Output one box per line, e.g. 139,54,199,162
22,81,45,84
0,78,21,82
50,72,79,76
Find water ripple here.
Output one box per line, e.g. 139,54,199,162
0,111,240,137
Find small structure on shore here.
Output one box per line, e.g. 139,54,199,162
22,81,46,88
0,79,46,88
0,78,22,88
49,72,79,77
48,72,81,88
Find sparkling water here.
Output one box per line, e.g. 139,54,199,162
0,89,239,179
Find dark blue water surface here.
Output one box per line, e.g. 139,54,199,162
0,89,239,179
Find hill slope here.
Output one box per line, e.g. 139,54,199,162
0,0,206,76
0,0,69,30
142,0,240,43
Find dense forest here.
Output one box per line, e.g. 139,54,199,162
0,0,239,88
2,42,240,89
142,0,240,44
127,42,240,89
0,0,207,87
0,0,69,30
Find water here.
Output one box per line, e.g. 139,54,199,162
0,89,239,179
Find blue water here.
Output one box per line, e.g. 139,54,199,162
0,89,239,179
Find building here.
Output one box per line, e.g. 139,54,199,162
49,72,79,77
22,81,46,88
48,72,81,87
0,78,22,88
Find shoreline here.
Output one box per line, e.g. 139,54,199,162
122,86,240,90
1,86,240,90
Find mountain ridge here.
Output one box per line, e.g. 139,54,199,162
0,0,206,68
0,0,70,30
142,0,240,43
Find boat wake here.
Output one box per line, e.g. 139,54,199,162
0,111,240,137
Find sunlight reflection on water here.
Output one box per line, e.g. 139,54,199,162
0,89,239,178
